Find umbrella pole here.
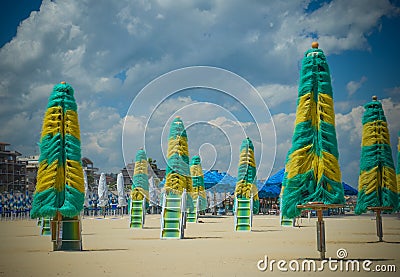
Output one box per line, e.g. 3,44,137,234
53,211,63,251
376,209,383,242
298,204,342,260
367,206,391,242
316,209,325,260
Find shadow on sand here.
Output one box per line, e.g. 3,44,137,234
184,236,222,240
83,248,128,252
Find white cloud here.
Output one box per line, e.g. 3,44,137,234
256,84,298,109
346,76,367,96
0,0,398,178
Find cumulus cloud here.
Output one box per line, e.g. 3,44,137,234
256,84,298,112
346,76,367,96
0,0,398,178
122,95,275,179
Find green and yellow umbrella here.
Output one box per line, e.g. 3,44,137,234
131,149,150,204
30,82,84,219
190,155,207,212
355,97,398,214
281,43,344,218
164,117,193,196
234,137,259,214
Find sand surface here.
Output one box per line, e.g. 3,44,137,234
0,213,399,276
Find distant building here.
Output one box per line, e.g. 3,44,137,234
17,155,39,192
152,167,166,181
121,161,165,188
82,157,99,189
121,162,134,187
0,142,27,192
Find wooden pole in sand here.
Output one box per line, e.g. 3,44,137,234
52,211,63,251
316,209,325,260
367,206,392,242
297,203,343,260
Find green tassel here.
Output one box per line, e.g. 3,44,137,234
355,99,398,214
31,82,84,219
281,47,344,219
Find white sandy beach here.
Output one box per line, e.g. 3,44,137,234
0,213,399,276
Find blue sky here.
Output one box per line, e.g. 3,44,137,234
0,0,399,188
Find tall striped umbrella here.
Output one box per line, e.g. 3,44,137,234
281,43,344,219
190,155,207,212
355,97,398,214
131,149,150,203
234,137,259,214
164,117,193,197
30,82,84,219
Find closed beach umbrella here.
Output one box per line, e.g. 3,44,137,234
30,82,84,250
98,173,108,207
190,155,207,212
148,167,160,209
83,170,89,207
164,117,193,196
355,97,398,214
30,82,84,219
131,149,150,203
234,137,259,214
117,173,127,207
281,43,344,218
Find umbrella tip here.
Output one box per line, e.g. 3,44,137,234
60,81,66,84
311,41,319,49
372,95,378,101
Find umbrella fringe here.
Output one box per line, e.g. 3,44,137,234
131,150,150,207
164,118,193,204
355,100,398,214
234,138,260,214
281,48,344,219
190,156,207,211
31,83,84,219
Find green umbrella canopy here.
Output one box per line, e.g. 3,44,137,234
281,43,344,218
355,98,398,214
31,82,84,219
164,117,193,195
234,137,259,214
131,149,149,201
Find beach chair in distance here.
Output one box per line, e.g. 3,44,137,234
129,196,146,228
234,194,253,231
160,190,187,239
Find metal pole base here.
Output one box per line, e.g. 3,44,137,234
51,216,82,251
316,210,326,260
376,210,383,242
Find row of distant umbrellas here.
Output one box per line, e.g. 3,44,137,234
0,168,357,215
159,168,358,199
0,192,32,212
